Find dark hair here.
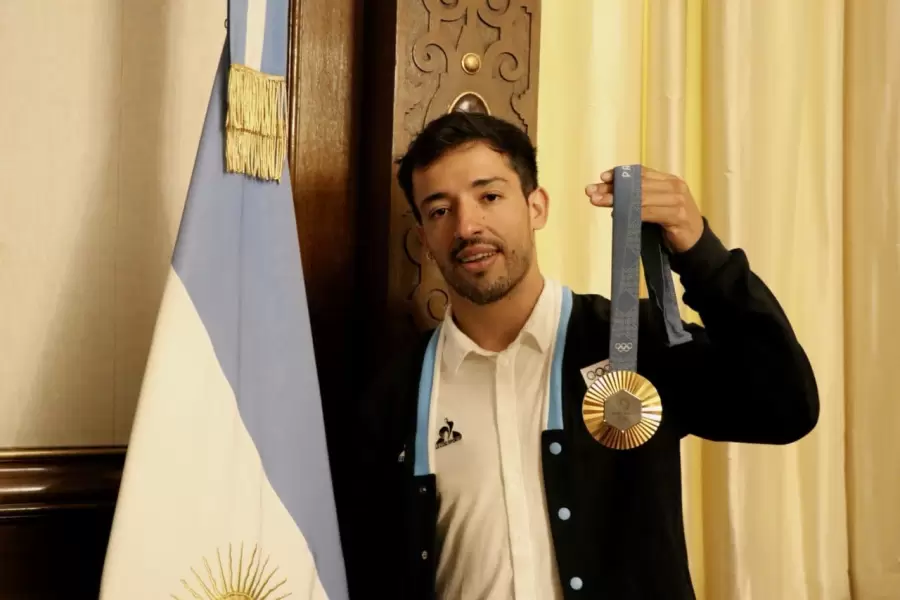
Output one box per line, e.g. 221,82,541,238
395,112,538,222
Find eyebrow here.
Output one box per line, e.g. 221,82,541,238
420,177,509,207
472,176,508,188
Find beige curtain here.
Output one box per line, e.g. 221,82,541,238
537,1,900,598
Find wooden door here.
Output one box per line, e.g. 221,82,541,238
355,0,542,373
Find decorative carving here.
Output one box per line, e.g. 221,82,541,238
450,91,491,113
394,0,540,331
403,0,537,134
426,289,451,321
461,52,482,74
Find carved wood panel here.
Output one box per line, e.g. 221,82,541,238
401,0,540,137
358,0,541,358
399,0,540,332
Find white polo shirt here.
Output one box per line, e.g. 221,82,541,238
428,278,564,600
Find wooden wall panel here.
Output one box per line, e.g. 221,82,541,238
287,0,362,440
286,1,364,592
357,0,542,370
0,448,124,599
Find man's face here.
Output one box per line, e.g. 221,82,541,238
412,141,548,305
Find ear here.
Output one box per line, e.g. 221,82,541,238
527,187,550,230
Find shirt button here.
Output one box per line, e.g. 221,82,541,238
570,577,583,590
558,507,571,521
549,442,562,455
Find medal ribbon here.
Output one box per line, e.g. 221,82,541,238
609,165,691,374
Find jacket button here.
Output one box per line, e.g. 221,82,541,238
570,577,583,590
549,442,562,455
419,486,427,494
558,507,571,521
421,550,428,560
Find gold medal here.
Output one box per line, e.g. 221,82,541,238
582,369,662,450
583,165,689,450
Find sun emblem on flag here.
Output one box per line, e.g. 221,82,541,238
171,542,290,600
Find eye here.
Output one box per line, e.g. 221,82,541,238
428,207,449,219
483,193,501,202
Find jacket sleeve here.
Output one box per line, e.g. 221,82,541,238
340,352,410,598
656,219,819,444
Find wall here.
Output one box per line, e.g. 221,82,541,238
0,0,225,447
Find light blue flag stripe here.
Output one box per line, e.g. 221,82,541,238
262,0,288,77
171,31,348,600
228,0,249,67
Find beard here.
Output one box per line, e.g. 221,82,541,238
436,236,532,305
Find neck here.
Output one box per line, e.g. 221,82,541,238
448,266,545,352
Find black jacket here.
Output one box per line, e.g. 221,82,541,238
342,223,819,599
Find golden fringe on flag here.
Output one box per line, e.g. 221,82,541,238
225,64,286,182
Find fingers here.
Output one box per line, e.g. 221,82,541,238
641,180,683,206
588,167,699,248
641,178,679,193
641,205,685,224
585,183,613,207
598,166,684,183
639,167,671,181
586,180,681,207
586,182,612,196
590,194,613,207
590,167,681,194
605,206,685,227
598,165,667,181
602,204,684,221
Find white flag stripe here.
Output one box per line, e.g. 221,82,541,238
100,267,327,599
244,0,268,71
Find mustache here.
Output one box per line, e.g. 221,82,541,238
451,236,504,260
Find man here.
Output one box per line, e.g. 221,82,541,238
344,112,818,599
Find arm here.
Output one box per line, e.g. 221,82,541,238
340,357,408,596
341,336,430,597
657,219,819,444
587,167,819,444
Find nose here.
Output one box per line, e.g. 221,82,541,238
454,196,485,239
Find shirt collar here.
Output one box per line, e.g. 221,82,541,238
441,278,560,375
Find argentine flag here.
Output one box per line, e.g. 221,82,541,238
100,2,348,598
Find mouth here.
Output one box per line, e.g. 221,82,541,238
455,249,500,273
